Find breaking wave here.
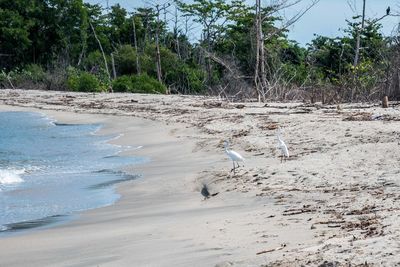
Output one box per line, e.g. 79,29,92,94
0,169,24,186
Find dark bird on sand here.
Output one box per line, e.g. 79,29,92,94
386,6,390,15
201,184,210,199
201,184,219,200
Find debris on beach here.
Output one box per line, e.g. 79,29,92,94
2,90,400,266
256,243,286,255
343,112,400,121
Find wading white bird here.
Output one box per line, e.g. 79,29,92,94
276,129,289,162
224,140,245,173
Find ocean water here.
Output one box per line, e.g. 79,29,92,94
0,111,144,233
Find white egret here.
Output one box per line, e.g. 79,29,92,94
224,141,245,173
276,129,289,162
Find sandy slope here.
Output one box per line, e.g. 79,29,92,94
1,89,400,266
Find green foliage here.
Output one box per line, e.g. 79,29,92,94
132,74,167,94
111,75,133,92
66,67,80,90
0,8,31,68
67,68,101,92
308,18,388,83
77,72,100,92
82,51,104,71
108,4,132,45
24,64,46,82
114,45,140,75
176,0,244,45
141,44,206,93
112,74,166,94
135,8,158,43
167,63,206,93
343,60,385,98
144,44,177,78
0,0,396,100
0,72,6,84
214,3,286,81
0,64,47,89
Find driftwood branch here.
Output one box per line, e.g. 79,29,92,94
200,47,246,79
256,244,286,255
282,207,316,216
2,70,15,89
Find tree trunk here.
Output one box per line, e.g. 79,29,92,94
132,17,141,75
353,0,366,67
254,0,267,101
382,95,389,108
254,0,261,101
174,7,181,59
89,21,112,92
259,9,268,100
111,53,117,79
206,27,213,87
155,5,163,84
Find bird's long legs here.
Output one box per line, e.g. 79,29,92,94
230,161,243,173
231,160,236,173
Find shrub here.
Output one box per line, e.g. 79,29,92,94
44,64,69,91
142,44,206,93
77,72,100,92
112,75,133,92
23,64,46,83
66,67,80,90
131,74,166,94
67,68,101,92
0,64,47,89
0,70,9,88
166,64,206,93
112,74,166,94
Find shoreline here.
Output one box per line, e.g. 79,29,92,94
0,103,240,266
0,111,144,236
1,89,400,266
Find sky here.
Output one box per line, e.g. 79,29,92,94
85,0,400,46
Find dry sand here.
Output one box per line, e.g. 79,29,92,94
0,89,400,266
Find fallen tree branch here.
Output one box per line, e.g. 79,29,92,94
2,70,15,89
256,244,286,255
283,208,316,216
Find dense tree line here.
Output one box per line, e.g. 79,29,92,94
0,0,398,102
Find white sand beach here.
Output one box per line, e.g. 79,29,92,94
1,89,400,266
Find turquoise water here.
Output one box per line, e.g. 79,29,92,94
0,111,144,232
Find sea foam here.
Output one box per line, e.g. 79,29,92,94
0,169,24,185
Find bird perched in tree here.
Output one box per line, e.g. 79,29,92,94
276,128,289,163
386,6,390,15
224,140,245,173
